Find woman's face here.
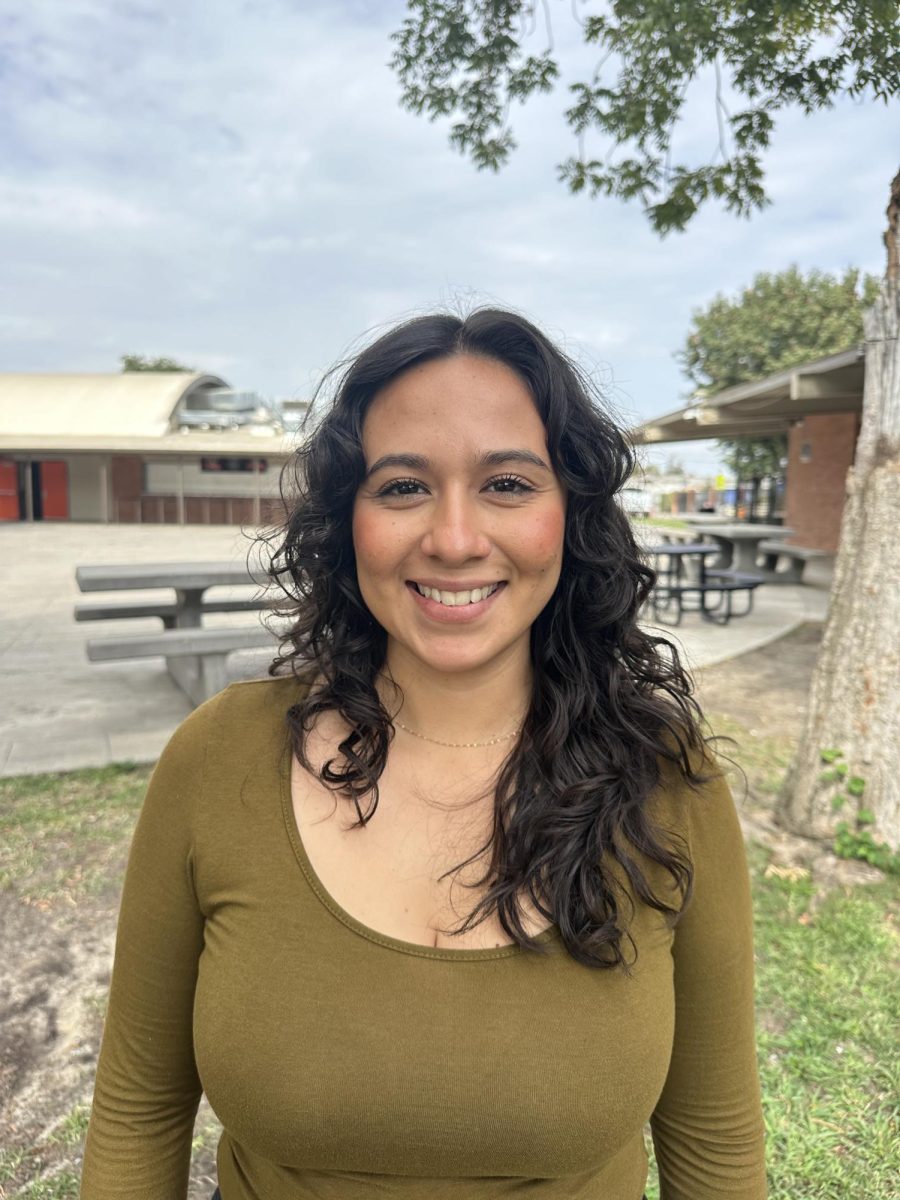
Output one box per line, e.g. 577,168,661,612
352,353,566,679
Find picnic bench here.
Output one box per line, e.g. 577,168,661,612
694,523,795,573
75,561,281,706
86,626,276,706
651,574,764,627
646,544,764,627
75,597,272,627
638,525,697,544
757,540,829,584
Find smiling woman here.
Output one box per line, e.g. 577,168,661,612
351,353,566,678
80,309,766,1200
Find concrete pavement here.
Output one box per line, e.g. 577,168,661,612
0,523,833,777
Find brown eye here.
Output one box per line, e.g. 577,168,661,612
486,474,534,494
376,478,426,498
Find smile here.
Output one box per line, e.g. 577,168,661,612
411,582,502,607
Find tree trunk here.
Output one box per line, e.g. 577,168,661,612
776,277,900,848
749,476,759,521
765,475,778,522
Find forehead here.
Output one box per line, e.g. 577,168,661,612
361,354,546,455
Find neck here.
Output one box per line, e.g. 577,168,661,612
377,640,532,744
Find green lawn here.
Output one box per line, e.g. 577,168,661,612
632,515,692,530
0,764,148,904
1,752,898,1199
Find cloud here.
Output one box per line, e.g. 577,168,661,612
0,0,895,480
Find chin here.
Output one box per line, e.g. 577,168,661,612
401,635,519,677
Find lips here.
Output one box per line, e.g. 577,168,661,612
405,579,507,622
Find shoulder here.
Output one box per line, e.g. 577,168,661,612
213,674,309,728
645,736,736,846
157,675,309,774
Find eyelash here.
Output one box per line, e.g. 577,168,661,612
375,474,535,498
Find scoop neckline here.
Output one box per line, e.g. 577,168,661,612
278,740,559,961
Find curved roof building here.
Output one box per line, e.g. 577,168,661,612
0,373,295,524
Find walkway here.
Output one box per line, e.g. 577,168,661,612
0,523,832,777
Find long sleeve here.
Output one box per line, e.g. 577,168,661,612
650,768,767,1199
81,697,219,1199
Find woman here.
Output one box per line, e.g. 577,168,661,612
81,308,767,1199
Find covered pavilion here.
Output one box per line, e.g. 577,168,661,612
632,348,864,552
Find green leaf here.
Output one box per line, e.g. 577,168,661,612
389,1,900,236
819,748,845,764
856,809,876,827
847,776,866,797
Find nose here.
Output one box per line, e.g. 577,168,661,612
419,489,492,563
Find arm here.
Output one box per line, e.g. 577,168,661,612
650,769,767,1199
81,698,220,1199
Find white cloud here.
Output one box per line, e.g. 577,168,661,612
0,179,156,231
0,0,896,478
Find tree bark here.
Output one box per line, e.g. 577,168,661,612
776,275,900,848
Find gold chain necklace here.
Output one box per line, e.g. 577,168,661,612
393,719,522,749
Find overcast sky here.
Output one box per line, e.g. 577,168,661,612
2,1,897,475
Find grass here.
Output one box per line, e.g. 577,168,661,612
0,1147,80,1200
632,515,691,530
0,1149,30,1183
703,709,796,799
2,743,898,1199
10,1172,81,1200
0,764,149,905
641,839,900,1200
46,1109,90,1149
750,847,899,1198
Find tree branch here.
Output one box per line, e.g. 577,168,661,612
885,168,900,283
714,56,728,164
540,0,554,52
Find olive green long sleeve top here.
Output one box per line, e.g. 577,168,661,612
81,677,766,1199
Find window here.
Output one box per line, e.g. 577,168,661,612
200,457,268,472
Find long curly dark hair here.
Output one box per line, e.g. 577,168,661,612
265,307,723,971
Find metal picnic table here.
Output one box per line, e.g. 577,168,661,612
695,524,795,573
75,561,276,704
75,561,270,626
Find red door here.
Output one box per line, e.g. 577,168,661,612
40,460,69,519
0,460,20,520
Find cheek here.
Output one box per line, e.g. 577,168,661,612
352,507,405,576
520,507,566,571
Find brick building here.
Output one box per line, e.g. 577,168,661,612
635,347,864,552
0,373,296,525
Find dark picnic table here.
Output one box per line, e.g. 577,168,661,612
645,543,763,626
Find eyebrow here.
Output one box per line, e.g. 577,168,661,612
364,449,551,480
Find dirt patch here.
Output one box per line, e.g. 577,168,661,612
0,763,221,1197
0,892,114,1194
0,886,220,1197
693,621,824,740
693,621,884,892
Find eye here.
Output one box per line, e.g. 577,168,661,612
375,477,427,498
372,474,536,499
485,474,535,495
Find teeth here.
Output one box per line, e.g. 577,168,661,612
416,584,498,605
